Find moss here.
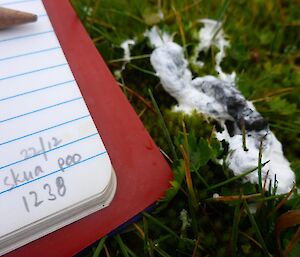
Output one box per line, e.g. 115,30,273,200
71,1,300,256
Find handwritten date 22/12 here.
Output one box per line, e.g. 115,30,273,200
22,176,66,213
20,136,62,161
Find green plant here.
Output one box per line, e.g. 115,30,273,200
72,1,300,256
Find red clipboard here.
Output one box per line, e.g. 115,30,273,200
4,0,172,256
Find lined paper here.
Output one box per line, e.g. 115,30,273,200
0,0,112,237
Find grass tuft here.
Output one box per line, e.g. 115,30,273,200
71,1,300,256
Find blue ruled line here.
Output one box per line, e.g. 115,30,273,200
0,97,82,124
0,63,67,81
0,151,107,195
0,133,98,171
0,114,90,146
0,46,61,62
0,79,75,102
0,30,54,43
1,0,37,7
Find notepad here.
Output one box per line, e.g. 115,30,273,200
0,0,116,254
0,1,172,256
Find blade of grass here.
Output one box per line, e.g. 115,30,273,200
241,121,248,151
179,121,198,206
231,203,241,257
192,234,201,257
268,178,273,196
262,170,270,194
114,234,131,257
211,193,262,202
109,54,151,63
143,217,149,255
179,122,199,236
134,222,154,257
257,137,264,193
153,245,172,257
143,212,180,240
251,87,295,103
165,0,202,20
143,212,195,245
86,17,116,30
173,6,186,53
244,201,270,256
159,148,173,163
118,82,154,112
255,193,287,202
92,236,107,257
267,184,295,218
273,174,278,195
124,245,137,257
133,223,144,238
154,235,173,244
269,123,300,133
99,8,146,24
138,107,147,117
239,231,265,252
148,89,178,160
92,35,105,43
89,0,101,28
89,26,116,42
187,188,199,237
129,64,157,76
207,0,230,48
284,226,300,257
195,170,210,188
143,217,154,257
134,222,171,257
275,210,300,257
204,161,269,192
179,144,198,209
103,244,110,257
215,0,230,21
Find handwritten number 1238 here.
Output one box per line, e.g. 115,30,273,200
22,176,66,213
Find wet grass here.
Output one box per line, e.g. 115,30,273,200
71,1,300,256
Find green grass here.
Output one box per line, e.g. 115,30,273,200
71,0,300,256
